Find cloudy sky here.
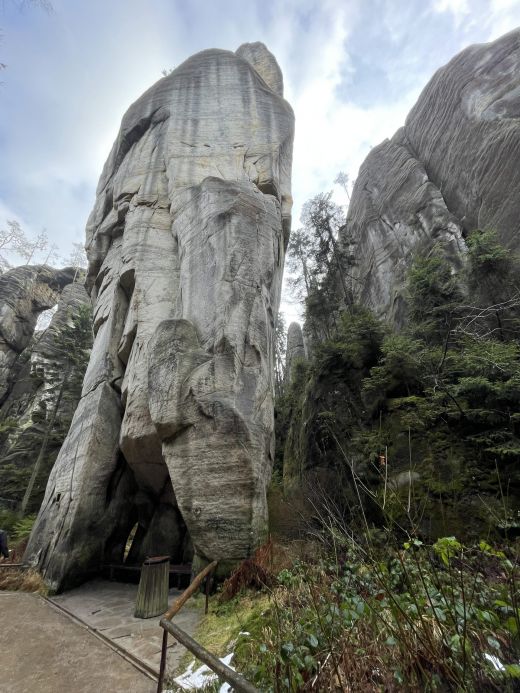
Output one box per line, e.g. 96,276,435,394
1,0,520,318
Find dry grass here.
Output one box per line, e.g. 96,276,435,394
0,566,47,594
219,540,276,603
219,538,313,603
191,592,271,658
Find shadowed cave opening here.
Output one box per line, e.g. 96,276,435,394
102,452,193,585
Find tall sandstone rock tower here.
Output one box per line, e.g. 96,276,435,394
343,28,520,324
25,43,294,590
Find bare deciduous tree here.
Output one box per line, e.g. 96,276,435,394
16,228,49,265
0,219,26,271
67,242,87,281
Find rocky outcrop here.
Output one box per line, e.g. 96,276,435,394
26,43,294,589
0,265,75,404
344,28,520,323
0,280,91,511
236,42,284,96
285,322,306,381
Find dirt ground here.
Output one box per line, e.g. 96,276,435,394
0,592,156,693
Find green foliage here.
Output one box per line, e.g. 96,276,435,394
407,248,463,343
0,301,93,512
0,418,17,447
233,537,520,692
267,224,520,690
467,228,514,284
432,535,462,566
0,509,21,533
362,333,423,413
313,307,383,373
286,192,349,341
10,514,36,542
279,227,520,540
464,229,520,340
274,312,287,399
279,308,384,489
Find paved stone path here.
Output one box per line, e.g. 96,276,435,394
0,591,155,693
1,580,204,692
51,579,202,675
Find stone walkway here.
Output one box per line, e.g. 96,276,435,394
1,579,204,692
0,591,155,693
51,578,202,675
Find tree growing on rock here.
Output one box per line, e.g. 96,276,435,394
286,192,351,341
0,220,26,272
0,220,51,272
274,312,287,399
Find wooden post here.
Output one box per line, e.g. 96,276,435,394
160,618,259,693
156,560,218,693
205,572,211,615
163,560,217,621
135,556,170,618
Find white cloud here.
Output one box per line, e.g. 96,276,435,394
488,0,520,39
1,0,520,328
433,0,471,25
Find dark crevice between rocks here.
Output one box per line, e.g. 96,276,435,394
257,180,279,198
101,443,193,573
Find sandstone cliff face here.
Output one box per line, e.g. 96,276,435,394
26,43,294,589
0,265,75,404
0,281,91,510
344,29,520,323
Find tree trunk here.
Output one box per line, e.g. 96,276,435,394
20,366,70,514
325,221,351,306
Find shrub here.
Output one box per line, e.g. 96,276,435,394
236,535,520,692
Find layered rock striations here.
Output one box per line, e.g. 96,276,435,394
344,29,520,323
0,280,91,510
0,265,75,404
26,43,294,589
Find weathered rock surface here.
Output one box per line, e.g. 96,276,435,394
236,42,284,96
26,43,293,589
0,279,91,511
0,265,75,404
285,322,306,381
344,29,520,323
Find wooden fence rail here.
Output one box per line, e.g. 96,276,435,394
160,618,259,693
156,559,259,693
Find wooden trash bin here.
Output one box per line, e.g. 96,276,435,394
134,555,170,618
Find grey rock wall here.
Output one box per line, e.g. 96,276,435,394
0,265,75,404
0,274,90,511
344,28,520,323
26,43,294,589
285,322,306,381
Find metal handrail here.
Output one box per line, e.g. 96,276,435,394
156,560,259,693
160,618,259,693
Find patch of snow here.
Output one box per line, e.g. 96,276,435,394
169,653,235,692
484,653,506,672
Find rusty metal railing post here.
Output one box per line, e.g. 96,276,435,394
156,560,218,693
156,560,257,692
156,629,168,693
204,565,215,615
159,618,259,693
